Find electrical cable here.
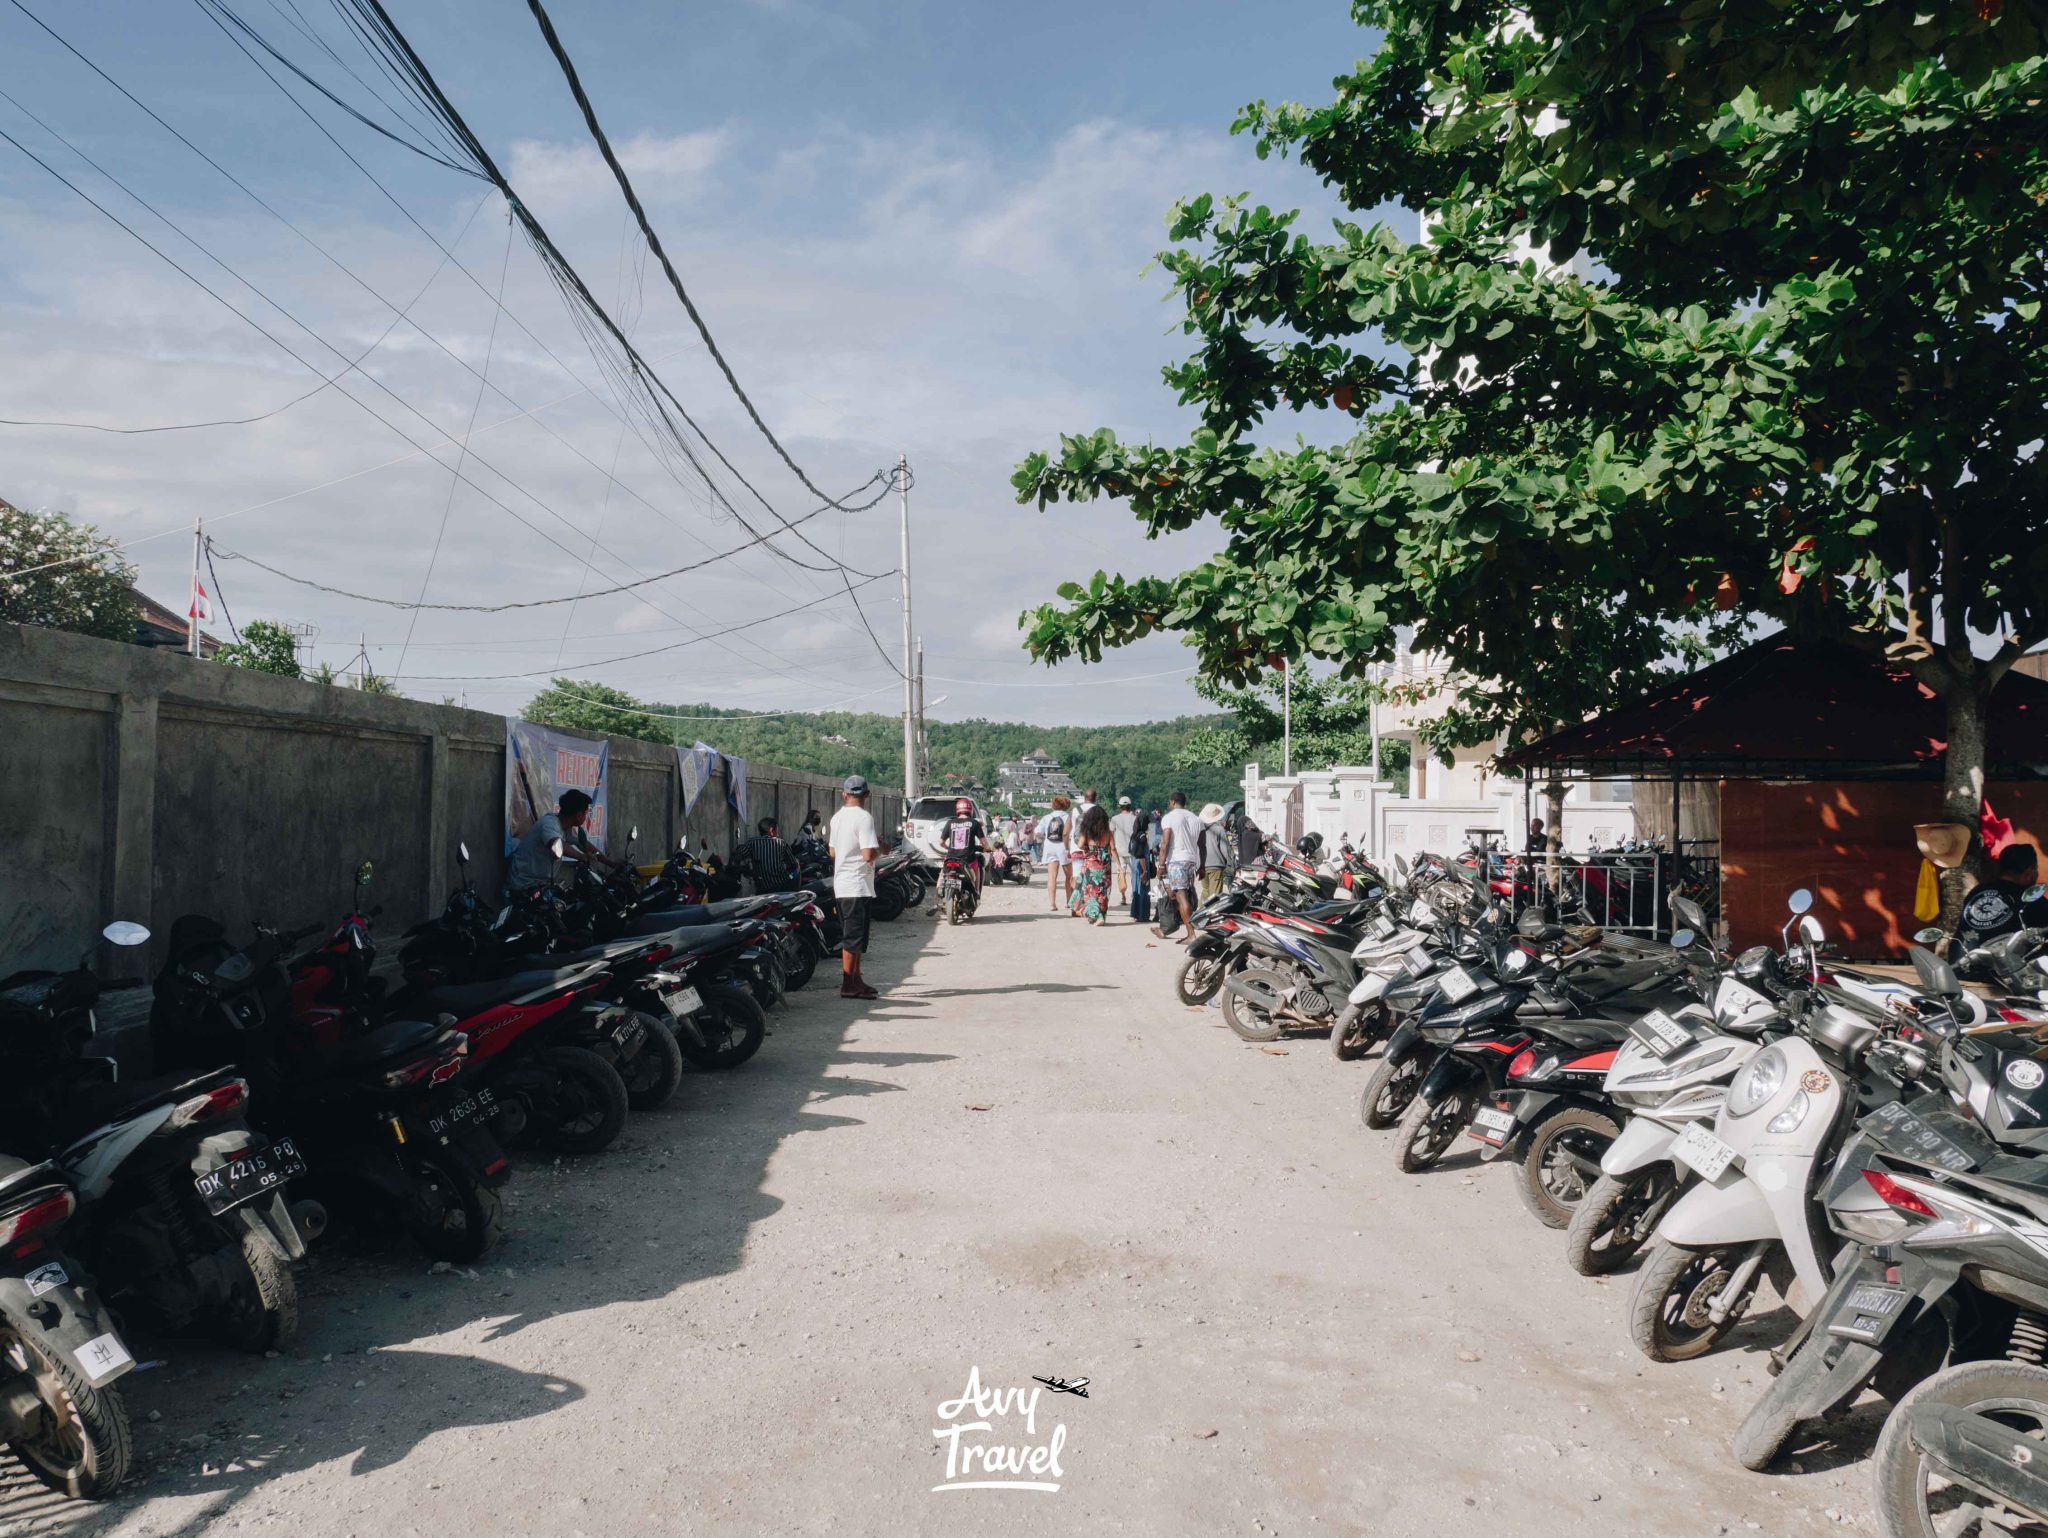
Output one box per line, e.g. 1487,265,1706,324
204,540,240,642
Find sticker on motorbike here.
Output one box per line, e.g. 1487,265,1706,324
1628,1008,1695,1060
74,1332,133,1384
1862,1101,1977,1173
193,1136,307,1216
1826,1281,1909,1344
1669,1122,1738,1181
426,1088,497,1138
24,1261,67,1296
661,986,704,1018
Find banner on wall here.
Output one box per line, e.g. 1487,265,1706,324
726,755,749,823
506,720,608,853
677,742,718,815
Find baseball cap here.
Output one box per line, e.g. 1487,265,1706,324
844,774,869,795
1117,794,1132,807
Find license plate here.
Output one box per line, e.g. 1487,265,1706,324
193,1136,306,1216
611,1014,645,1051
1438,965,1479,1003
1863,1101,1977,1173
1468,1105,1516,1144
1827,1281,1910,1343
1629,1007,1695,1061
662,985,704,1018
426,1087,496,1137
1372,916,1394,939
1670,1122,1738,1181
1405,945,1433,975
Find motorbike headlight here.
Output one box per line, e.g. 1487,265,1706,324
1766,1092,1810,1134
1727,1045,1786,1117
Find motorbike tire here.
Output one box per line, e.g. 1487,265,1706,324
679,984,767,1070
1222,969,1288,1042
212,1226,298,1353
1732,1325,1843,1471
1629,1240,1765,1363
1516,1106,1622,1229
1563,1168,1678,1278
873,881,907,923
1359,1052,1424,1130
1395,1085,1474,1173
622,1013,685,1111
403,1150,506,1263
780,943,818,994
1869,1359,2048,1532
537,1045,630,1155
1328,1002,1375,1061
1,1328,131,1500
1175,952,1224,1007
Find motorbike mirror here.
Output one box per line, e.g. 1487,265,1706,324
1909,943,1963,999
458,841,470,863
630,825,639,841
1394,853,1409,878
1913,926,1946,945
2027,884,2047,905
1798,914,1825,944
1670,928,1698,950
101,920,151,947
1788,887,1814,915
1668,893,1709,933
677,834,689,853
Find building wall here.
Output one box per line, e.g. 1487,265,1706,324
0,622,899,980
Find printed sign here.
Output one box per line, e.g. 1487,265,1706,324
506,720,608,854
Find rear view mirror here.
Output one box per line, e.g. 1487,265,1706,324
677,834,689,853
2028,884,2046,905
550,837,565,859
1670,928,1698,950
1910,943,1963,999
1669,893,1709,933
1799,915,1825,944
630,825,640,841
458,841,471,863
1788,888,1814,915
356,861,374,888
1913,926,1945,945
102,921,151,947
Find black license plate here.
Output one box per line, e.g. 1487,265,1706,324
1827,1281,1910,1343
1863,1101,1977,1173
425,1087,496,1138
611,1014,645,1051
193,1137,306,1216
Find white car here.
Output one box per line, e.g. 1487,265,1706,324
904,796,984,864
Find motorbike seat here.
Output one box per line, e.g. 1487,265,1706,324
648,923,753,956
315,1019,454,1072
1536,1018,1629,1051
56,1066,242,1140
653,899,766,926
415,963,607,1017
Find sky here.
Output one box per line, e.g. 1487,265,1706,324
0,0,1384,727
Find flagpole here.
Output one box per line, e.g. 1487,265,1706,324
188,515,202,658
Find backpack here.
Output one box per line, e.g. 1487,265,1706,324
1043,812,1067,842
1127,810,1150,856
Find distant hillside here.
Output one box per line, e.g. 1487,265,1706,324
521,680,1243,810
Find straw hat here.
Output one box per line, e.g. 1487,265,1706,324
1915,821,1971,869
1199,802,1226,824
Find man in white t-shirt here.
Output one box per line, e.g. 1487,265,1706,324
1109,795,1137,905
829,775,882,999
1154,790,1206,940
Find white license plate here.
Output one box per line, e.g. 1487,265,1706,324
1670,1122,1738,1181
1372,917,1394,939
1472,1106,1516,1134
1438,966,1479,1003
1406,946,1433,975
662,986,704,1018
1629,1007,1694,1059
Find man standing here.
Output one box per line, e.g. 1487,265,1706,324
740,816,793,893
1110,796,1137,905
1154,790,1205,941
1198,803,1229,901
506,788,618,896
830,775,882,1000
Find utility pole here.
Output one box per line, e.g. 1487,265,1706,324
898,452,916,808
915,637,927,794
187,515,203,657
1283,658,1292,777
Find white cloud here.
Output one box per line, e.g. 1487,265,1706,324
506,128,730,211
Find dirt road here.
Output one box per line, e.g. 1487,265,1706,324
6,881,1875,1537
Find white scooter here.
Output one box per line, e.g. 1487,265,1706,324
1626,890,1887,1362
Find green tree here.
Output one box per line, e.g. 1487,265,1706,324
1014,1,2047,907
215,618,303,678
1174,671,1410,784
0,501,139,642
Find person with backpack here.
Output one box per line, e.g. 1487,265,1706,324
1039,795,1074,912
1127,803,1154,924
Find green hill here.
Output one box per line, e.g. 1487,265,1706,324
521,680,1243,811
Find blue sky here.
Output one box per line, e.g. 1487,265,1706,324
0,0,1385,726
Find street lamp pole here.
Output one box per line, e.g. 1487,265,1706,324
898,452,915,806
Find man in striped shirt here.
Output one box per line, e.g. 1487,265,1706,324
740,817,794,892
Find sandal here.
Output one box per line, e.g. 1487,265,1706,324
840,982,880,1000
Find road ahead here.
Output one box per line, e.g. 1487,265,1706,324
7,881,1872,1537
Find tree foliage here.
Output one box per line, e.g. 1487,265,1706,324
1011,0,2048,888
215,618,303,678
1174,670,1410,783
520,680,1243,810
0,502,139,643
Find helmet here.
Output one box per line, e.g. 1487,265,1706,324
1298,832,1324,858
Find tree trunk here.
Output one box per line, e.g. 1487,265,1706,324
1936,679,1991,932
1543,777,1568,903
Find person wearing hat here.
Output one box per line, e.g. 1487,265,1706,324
1110,795,1137,906
506,787,617,896
829,775,883,999
1197,802,1230,901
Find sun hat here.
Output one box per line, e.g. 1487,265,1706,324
1199,802,1226,824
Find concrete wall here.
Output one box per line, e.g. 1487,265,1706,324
1,622,900,980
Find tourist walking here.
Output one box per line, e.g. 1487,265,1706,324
1127,804,1154,924
1154,791,1204,941
1198,803,1229,901
1070,804,1113,924
1110,795,1136,905
1040,795,1074,912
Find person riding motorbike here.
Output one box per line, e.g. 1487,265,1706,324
936,797,987,897
505,788,617,896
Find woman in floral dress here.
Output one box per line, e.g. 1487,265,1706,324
1070,804,1113,924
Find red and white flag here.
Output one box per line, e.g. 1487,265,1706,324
188,578,211,622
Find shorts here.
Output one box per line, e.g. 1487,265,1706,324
1041,842,1066,866
1200,869,1224,900
1165,859,1197,893
838,896,872,955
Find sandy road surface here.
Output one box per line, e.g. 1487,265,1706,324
3,880,1878,1537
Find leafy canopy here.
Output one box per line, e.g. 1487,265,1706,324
215,618,303,678
0,502,138,643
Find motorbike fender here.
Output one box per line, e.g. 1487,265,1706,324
1655,1164,1779,1250
1752,1152,1830,1303
1912,1402,2048,1516
1349,972,1389,1006
0,1267,134,1387
1418,1049,1480,1107
1602,1115,1678,1177
1381,1020,1424,1066
238,1192,307,1264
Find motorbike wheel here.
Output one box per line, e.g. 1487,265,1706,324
873,881,907,923
1359,1052,1424,1130
537,1045,630,1155
1395,1085,1474,1173
1222,969,1287,1042
780,943,818,994
1,1328,131,1500
403,1150,506,1263
1869,1359,2048,1532
679,984,767,1070
1563,1168,1679,1277
1175,952,1224,1007
1628,1240,1764,1363
621,1014,685,1111
1732,1325,1843,1471
1328,1001,1375,1062
211,1226,299,1353
1516,1106,1622,1229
